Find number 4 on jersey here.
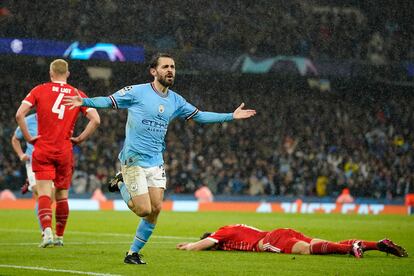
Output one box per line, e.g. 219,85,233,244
52,93,66,119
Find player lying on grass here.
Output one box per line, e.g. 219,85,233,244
176,224,408,258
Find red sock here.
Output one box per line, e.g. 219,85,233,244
361,241,378,251
55,198,69,237
38,195,52,230
311,242,351,255
339,240,378,251
338,239,357,246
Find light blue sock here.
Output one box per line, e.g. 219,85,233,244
35,202,42,233
119,182,131,205
130,219,155,253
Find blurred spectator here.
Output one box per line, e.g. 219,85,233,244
336,188,354,204
194,185,214,203
316,175,328,197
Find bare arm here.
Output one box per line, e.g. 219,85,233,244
11,134,29,161
15,103,39,143
70,109,101,145
176,238,216,251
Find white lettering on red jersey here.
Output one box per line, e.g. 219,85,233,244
23,82,90,152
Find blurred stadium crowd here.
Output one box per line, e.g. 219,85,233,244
1,69,413,200
0,0,413,200
1,0,413,62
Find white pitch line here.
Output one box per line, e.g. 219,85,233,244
0,228,198,240
68,231,197,240
0,264,121,276
0,241,180,246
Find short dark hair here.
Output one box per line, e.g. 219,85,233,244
200,232,212,240
148,53,173,69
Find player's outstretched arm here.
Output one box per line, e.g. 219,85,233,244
232,102,256,120
191,103,256,124
176,239,216,251
64,95,114,109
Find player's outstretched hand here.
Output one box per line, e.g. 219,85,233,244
63,95,83,110
176,242,191,250
233,103,256,120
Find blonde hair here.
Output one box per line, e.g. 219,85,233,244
50,59,69,75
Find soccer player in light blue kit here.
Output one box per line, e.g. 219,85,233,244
11,113,46,235
63,53,256,264
11,113,38,194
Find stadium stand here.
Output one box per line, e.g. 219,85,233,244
1,0,413,61
0,0,413,201
0,60,413,200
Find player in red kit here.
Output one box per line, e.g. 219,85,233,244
15,59,100,248
177,224,408,258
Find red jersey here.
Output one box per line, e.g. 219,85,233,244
23,81,89,152
207,224,268,251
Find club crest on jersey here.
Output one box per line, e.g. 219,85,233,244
159,104,165,113
119,86,132,96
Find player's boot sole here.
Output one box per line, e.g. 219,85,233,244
377,239,408,257
108,172,123,192
39,239,54,248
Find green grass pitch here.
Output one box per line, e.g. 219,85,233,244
0,210,413,275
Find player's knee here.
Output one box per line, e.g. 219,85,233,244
310,238,324,245
151,203,162,216
133,206,151,217
127,200,134,209
291,241,311,255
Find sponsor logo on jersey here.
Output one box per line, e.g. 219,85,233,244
142,119,168,129
156,114,167,122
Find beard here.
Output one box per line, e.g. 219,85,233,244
158,74,174,87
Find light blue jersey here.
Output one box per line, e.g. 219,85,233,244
14,113,38,157
82,82,233,167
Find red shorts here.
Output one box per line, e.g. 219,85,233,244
262,228,313,254
32,148,74,189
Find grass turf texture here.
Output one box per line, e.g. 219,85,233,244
0,210,413,275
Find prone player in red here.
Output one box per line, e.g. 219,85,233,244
177,224,408,258
15,59,100,248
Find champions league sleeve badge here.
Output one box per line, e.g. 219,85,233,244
119,86,133,96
